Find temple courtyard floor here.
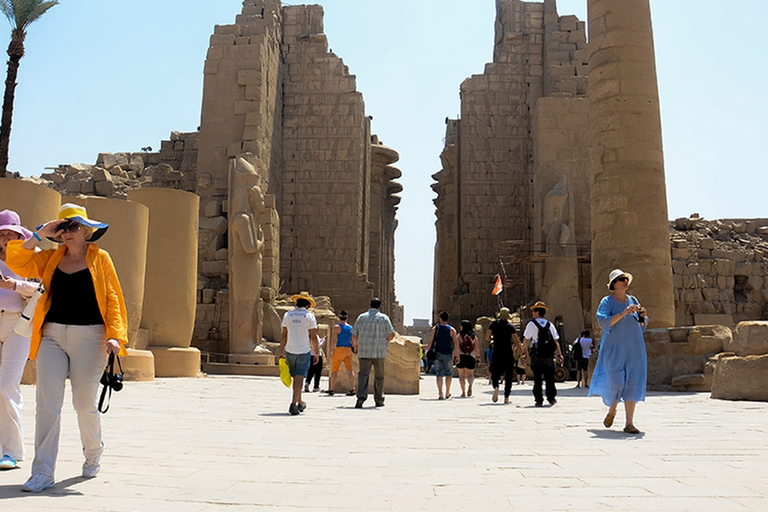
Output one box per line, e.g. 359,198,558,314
0,374,766,511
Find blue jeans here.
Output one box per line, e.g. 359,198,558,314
285,352,311,377
433,352,454,377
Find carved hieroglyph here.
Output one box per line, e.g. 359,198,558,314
228,156,265,354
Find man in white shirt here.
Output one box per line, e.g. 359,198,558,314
523,301,564,407
278,292,319,415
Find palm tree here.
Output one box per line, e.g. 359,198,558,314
0,0,58,177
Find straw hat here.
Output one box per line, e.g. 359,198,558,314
607,269,633,289
498,307,511,320
529,300,549,311
290,291,316,309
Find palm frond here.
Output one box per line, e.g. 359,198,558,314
1,0,58,31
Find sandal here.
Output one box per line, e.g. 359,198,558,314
603,412,615,428
623,425,641,434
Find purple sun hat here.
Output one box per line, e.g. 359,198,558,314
0,209,33,240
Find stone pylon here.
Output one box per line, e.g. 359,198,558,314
587,0,675,327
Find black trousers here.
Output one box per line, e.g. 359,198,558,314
531,363,557,404
306,355,323,389
491,357,516,398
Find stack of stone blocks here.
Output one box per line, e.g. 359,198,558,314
670,215,768,328
37,131,199,200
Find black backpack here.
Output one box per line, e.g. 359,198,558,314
572,338,583,360
533,320,557,358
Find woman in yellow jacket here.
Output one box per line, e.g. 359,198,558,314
6,204,127,493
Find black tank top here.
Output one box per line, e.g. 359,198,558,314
44,267,104,325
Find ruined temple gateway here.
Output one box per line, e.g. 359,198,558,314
25,0,768,359
433,0,768,342
36,1,404,357
197,1,405,353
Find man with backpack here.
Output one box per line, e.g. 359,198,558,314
523,301,564,407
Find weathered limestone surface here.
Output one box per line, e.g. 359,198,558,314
37,134,199,199
433,0,591,323
383,335,421,395
280,4,377,317
534,97,591,342
128,188,201,377
370,140,404,331
588,0,675,328
75,197,149,348
644,325,731,390
26,1,405,360
670,216,768,326
709,353,768,401
727,321,768,356
0,178,61,245
228,157,266,355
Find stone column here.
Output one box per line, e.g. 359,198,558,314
370,143,399,309
588,0,674,327
77,197,155,381
128,188,201,377
0,179,60,239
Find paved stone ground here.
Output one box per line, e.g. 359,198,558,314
0,375,766,511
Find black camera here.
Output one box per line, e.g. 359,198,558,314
100,371,123,392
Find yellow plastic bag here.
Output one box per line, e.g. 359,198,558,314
279,358,292,388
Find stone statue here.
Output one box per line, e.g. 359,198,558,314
541,175,583,340
229,156,265,354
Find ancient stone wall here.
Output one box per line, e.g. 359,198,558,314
279,5,376,317
432,120,460,318
20,1,403,355
37,132,199,199
195,0,284,354
670,216,768,327
433,0,589,324
533,96,591,342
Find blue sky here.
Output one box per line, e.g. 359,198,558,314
5,1,767,323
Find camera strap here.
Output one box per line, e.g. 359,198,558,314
98,353,123,414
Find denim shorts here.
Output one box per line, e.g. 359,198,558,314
285,351,311,377
433,352,454,377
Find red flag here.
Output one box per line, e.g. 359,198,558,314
491,275,503,295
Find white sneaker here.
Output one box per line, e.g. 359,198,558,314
21,473,54,492
82,458,101,478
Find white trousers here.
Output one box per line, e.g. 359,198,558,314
0,311,30,460
32,323,107,478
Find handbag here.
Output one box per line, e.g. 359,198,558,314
13,285,43,338
426,347,436,361
98,353,124,413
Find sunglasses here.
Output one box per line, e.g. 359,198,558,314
56,220,83,234
614,276,629,283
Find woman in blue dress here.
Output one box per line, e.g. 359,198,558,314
589,269,648,434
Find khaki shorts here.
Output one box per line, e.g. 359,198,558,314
331,346,354,372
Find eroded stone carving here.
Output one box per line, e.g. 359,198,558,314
541,175,582,340
229,156,265,354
